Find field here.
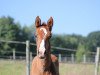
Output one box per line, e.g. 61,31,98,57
0,60,26,75
60,63,100,75
0,60,100,75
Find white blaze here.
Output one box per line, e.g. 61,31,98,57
40,28,47,37
39,28,47,54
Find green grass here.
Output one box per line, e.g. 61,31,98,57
59,63,100,75
0,60,100,75
0,60,26,75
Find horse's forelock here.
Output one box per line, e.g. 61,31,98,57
42,22,47,26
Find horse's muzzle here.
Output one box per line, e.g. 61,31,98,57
38,51,46,59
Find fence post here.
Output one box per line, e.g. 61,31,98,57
83,54,86,63
26,40,30,75
71,54,74,63
59,54,61,63
13,49,15,60
30,52,32,62
95,47,100,75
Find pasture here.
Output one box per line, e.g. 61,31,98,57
0,60,100,75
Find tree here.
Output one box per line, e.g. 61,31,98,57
76,43,85,62
0,16,36,56
87,31,100,52
0,16,21,55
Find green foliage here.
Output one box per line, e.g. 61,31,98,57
87,31,100,52
0,16,20,55
51,34,86,55
0,16,15,40
76,43,85,62
0,16,36,55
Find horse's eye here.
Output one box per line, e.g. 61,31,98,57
35,35,37,37
49,33,52,38
34,34,37,38
50,34,52,37
48,35,51,39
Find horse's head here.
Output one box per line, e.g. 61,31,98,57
35,16,53,59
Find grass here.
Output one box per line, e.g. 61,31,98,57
59,63,100,75
0,60,100,75
0,60,26,75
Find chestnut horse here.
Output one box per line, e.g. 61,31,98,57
30,16,59,75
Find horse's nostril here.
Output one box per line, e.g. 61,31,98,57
39,51,42,55
40,56,45,59
38,52,45,59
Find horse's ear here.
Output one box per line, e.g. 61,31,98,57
47,17,53,31
35,16,41,27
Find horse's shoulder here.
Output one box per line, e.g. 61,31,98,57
51,54,58,62
31,56,38,64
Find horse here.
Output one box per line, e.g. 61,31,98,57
30,16,59,75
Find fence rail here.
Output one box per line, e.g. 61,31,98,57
0,50,98,63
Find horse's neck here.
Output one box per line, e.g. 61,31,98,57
37,55,51,72
36,40,52,71
44,41,51,67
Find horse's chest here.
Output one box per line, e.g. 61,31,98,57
31,66,56,75
31,56,58,75
32,71,53,75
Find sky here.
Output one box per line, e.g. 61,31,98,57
0,0,100,36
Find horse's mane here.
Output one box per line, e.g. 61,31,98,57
41,22,47,26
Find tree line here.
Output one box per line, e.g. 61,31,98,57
0,16,100,61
